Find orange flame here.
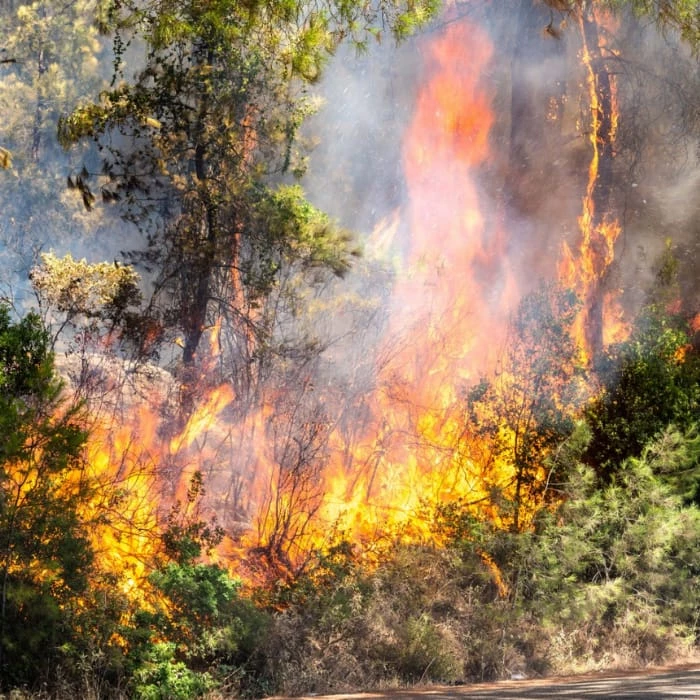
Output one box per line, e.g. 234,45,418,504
559,8,625,359
84,408,161,599
238,19,525,573
72,11,639,595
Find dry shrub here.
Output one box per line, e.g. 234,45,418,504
262,544,535,693
261,574,377,695
544,584,698,676
260,527,699,696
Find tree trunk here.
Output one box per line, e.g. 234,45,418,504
580,8,616,358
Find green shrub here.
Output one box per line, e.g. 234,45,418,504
133,642,215,700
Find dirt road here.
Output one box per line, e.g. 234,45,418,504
268,665,700,699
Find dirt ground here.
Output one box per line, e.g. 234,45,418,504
265,662,700,699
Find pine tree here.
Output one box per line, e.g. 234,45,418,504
57,0,438,402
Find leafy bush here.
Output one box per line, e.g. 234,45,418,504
0,305,94,689
585,308,700,482
133,642,215,700
125,547,271,697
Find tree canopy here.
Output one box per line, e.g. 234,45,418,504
57,0,438,401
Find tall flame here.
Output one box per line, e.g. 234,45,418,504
70,9,636,594
559,8,625,358
242,19,522,574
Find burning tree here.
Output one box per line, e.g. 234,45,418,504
464,286,586,531
57,0,437,412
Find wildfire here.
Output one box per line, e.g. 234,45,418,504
253,18,522,560
559,7,626,359
240,9,631,570
73,327,238,598
69,7,636,594
85,408,161,599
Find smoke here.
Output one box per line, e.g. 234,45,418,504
300,39,418,237
303,3,700,341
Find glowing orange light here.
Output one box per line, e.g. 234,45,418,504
558,8,626,359
72,10,641,593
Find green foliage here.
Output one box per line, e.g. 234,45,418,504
584,306,700,479
646,424,700,505
148,563,251,661
133,642,215,700
2,4,700,695
57,0,438,379
257,185,360,280
122,512,271,698
533,447,700,663
0,304,95,688
162,489,225,566
426,414,700,677
464,285,586,529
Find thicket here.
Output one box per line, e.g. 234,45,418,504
255,301,700,696
0,295,698,698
